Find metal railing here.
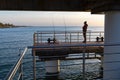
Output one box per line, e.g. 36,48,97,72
34,31,104,44
4,48,28,80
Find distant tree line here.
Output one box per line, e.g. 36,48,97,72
0,22,14,28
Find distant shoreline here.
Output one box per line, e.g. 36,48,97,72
0,22,15,28
0,26,14,28
0,25,29,28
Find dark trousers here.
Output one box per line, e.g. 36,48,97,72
83,31,86,42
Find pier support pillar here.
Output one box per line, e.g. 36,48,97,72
104,11,120,80
45,60,60,74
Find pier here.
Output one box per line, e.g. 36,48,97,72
34,41,104,60
31,31,104,80
33,31,104,60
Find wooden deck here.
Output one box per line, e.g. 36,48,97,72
33,41,104,60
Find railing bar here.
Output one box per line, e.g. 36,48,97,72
38,54,101,58
36,31,104,33
39,56,100,59
5,47,28,80
38,55,68,58
17,73,22,80
28,44,101,49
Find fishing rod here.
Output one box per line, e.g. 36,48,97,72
63,14,68,42
52,14,56,39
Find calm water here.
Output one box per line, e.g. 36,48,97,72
0,26,104,79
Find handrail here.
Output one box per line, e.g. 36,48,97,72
34,31,104,44
5,47,28,80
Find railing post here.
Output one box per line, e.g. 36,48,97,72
33,33,36,45
88,31,91,42
82,45,86,80
95,53,97,58
65,32,67,43
100,32,101,37
77,32,79,42
19,61,23,80
70,33,71,44
54,31,56,39
33,50,36,80
87,53,89,58
36,33,39,44
40,32,42,43
18,48,23,80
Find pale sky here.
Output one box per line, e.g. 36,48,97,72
0,11,104,27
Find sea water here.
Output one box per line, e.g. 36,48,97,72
0,26,104,80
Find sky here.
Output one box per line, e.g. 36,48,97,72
0,11,105,27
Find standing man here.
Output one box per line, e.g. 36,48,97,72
82,21,88,43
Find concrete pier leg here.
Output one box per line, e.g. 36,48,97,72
104,11,120,80
45,60,60,74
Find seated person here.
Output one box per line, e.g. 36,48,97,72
47,38,51,43
47,38,57,44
